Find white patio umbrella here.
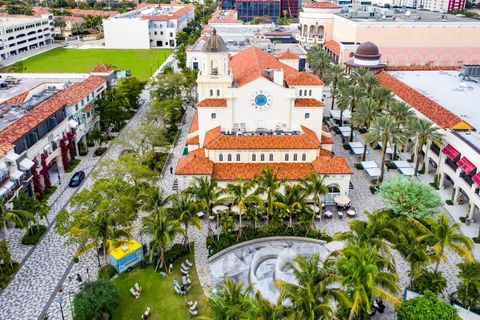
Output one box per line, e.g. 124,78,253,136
334,195,351,206
212,205,229,213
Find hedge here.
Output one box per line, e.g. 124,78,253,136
21,225,47,245
98,265,117,280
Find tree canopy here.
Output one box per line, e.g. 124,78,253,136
72,279,119,320
396,291,461,320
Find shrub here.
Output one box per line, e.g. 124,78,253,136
460,216,467,223
43,186,57,201
411,270,447,296
445,200,454,205
73,279,119,320
93,147,107,156
396,291,461,320
65,159,81,173
98,265,117,279
354,163,363,170
0,262,19,289
343,143,349,150
369,186,378,194
163,243,191,265
21,225,47,245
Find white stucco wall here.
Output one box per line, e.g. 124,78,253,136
103,18,150,49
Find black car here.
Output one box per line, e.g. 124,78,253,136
69,171,85,188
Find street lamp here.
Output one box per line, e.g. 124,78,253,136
68,290,74,320
57,296,65,320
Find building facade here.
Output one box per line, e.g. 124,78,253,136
176,31,352,202
103,4,194,49
0,13,54,60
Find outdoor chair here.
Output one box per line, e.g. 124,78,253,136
130,287,139,299
182,276,191,287
181,268,189,275
185,299,194,306
189,309,198,316
190,301,198,311
185,259,193,267
135,283,142,293
181,262,190,270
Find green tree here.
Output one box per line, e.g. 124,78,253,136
95,89,130,132
338,85,363,142
13,190,49,232
73,279,119,320
323,64,345,110
409,118,443,176
147,98,183,126
218,209,235,233
207,278,256,320
0,240,14,272
71,22,86,35
351,98,380,160
396,291,461,320
387,101,416,159
5,0,33,15
54,16,67,35
0,200,31,238
301,173,328,229
170,193,202,248
254,167,282,224
116,77,146,111
379,175,442,220
395,229,432,285
307,46,331,79
371,86,394,110
274,184,305,228
455,262,480,309
411,270,447,296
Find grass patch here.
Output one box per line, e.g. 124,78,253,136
111,251,209,320
11,48,172,80
65,159,81,173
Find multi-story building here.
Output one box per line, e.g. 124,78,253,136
221,0,299,21
176,31,352,201
376,68,480,222
0,13,54,60
0,75,106,202
298,2,480,67
103,4,195,49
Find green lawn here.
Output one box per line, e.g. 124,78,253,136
111,252,209,320
15,48,172,80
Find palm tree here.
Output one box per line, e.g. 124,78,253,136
365,115,405,183
186,177,223,237
409,118,443,176
278,254,350,319
274,184,305,228
252,292,285,320
326,246,400,320
422,213,474,272
218,209,235,233
0,201,32,238
359,73,379,97
139,186,172,216
323,64,345,110
395,229,432,285
307,46,331,79
350,67,369,86
207,278,256,320
170,193,202,248
351,98,380,160
140,208,182,271
255,168,282,225
222,180,263,240
387,101,416,160
338,85,363,142
371,86,394,110
301,173,328,227
456,262,480,309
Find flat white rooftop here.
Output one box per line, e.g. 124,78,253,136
389,70,480,150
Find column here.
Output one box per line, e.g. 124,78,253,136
452,186,460,203
439,172,445,190
468,203,476,221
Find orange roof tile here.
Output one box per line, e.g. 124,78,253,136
276,50,300,59
204,126,320,150
176,149,213,175
324,40,340,56
196,98,227,108
229,46,323,87
294,98,324,107
2,91,29,106
189,110,199,134
59,76,106,106
386,65,459,71
376,71,471,129
63,16,84,23
313,156,352,174
90,63,115,73
186,135,199,145
83,103,94,113
70,8,118,17
0,142,13,158
321,125,333,144
304,1,341,8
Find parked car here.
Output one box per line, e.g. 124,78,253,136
69,171,85,188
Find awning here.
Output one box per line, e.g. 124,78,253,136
473,173,480,187
457,157,476,175
9,170,23,180
69,119,79,128
442,144,460,160
5,151,20,162
19,158,35,170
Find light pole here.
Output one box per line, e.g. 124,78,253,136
68,290,74,320
57,296,65,320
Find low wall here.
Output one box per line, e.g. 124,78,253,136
0,73,88,79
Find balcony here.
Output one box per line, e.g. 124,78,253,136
0,172,10,186
460,172,474,187
445,158,458,171
430,143,440,156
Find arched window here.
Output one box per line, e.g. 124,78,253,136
285,154,289,161
309,90,312,96
293,154,298,161
227,154,232,161
261,154,265,161
219,154,223,161
304,89,307,96
236,154,240,161
302,153,306,161
210,89,213,97
252,154,256,161
269,154,274,161
299,90,302,96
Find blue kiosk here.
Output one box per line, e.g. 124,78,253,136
109,239,143,273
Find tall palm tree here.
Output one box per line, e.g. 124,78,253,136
301,173,328,227
307,46,332,79
387,101,416,160
351,98,380,160
422,213,474,272
218,209,235,233
140,208,182,271
278,254,350,320
274,184,305,228
326,246,400,320
409,118,443,176
139,186,172,216
365,115,405,183
456,262,480,309
170,193,202,248
222,180,263,240
186,177,223,237
0,201,32,238
254,168,282,225
350,67,369,86
323,64,345,110
359,73,379,97
207,278,256,320
371,86,394,110
252,292,285,320
338,85,363,142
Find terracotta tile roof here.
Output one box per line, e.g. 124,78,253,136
176,148,213,175
0,142,13,158
324,40,340,56
196,98,227,108
63,16,84,23
0,76,106,145
304,1,341,8
2,90,29,106
386,65,459,71
319,149,332,156
321,125,334,144
294,98,324,107
312,156,352,174
229,46,323,87
186,135,199,145
208,9,241,24
83,103,94,113
141,4,194,21
204,126,320,150
90,63,115,73
189,110,199,134
376,71,472,129
70,8,118,17
276,50,300,59
264,31,291,36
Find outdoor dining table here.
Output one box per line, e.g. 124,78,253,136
399,167,415,176
392,160,413,168
347,210,356,217
323,211,334,219
360,161,378,169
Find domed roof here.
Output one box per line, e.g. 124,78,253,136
355,42,380,60
202,28,227,53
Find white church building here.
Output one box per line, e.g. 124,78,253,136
176,29,352,203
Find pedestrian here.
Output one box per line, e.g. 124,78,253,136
170,166,173,174
76,273,83,283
